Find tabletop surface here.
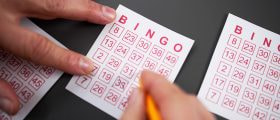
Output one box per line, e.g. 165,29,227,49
26,0,280,119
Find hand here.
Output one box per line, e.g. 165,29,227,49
121,71,215,120
0,0,116,115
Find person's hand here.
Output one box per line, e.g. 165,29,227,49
121,71,215,120
0,0,116,115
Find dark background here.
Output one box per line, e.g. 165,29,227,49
26,0,280,119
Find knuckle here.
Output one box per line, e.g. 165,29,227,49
62,52,80,67
43,0,66,13
28,34,52,62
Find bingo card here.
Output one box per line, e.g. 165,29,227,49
198,14,280,120
0,19,64,120
66,5,194,118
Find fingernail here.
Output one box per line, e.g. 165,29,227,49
0,98,13,114
79,57,95,74
128,88,140,105
102,6,116,21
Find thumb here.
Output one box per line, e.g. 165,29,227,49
120,89,145,120
0,80,20,115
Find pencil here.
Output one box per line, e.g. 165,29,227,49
140,79,161,120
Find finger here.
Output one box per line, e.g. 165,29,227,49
23,0,116,24
0,80,20,115
121,89,145,120
141,70,189,119
0,22,95,75
141,70,185,106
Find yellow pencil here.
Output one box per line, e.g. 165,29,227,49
140,79,161,120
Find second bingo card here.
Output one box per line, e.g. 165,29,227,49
198,14,280,120
66,5,194,118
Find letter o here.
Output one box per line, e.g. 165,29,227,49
174,43,183,52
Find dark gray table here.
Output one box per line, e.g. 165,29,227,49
26,0,280,119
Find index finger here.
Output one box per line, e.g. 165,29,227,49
0,22,94,75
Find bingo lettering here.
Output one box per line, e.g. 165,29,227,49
198,14,280,120
66,5,194,119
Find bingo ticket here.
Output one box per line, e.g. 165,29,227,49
198,14,280,120
66,5,194,118
0,19,64,120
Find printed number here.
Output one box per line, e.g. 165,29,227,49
272,100,280,114
271,53,280,67
222,48,237,62
113,76,129,92
222,95,236,110
107,56,122,70
0,67,11,80
262,80,276,95
217,62,232,76
9,78,23,92
253,108,267,120
231,68,246,82
206,88,221,103
267,66,280,81
18,66,33,80
157,65,172,78
257,47,271,61
39,66,55,78
90,65,100,76
150,45,165,60
109,23,124,37
247,74,262,88
121,64,136,78
257,94,272,109
164,52,178,67
136,38,151,52
118,97,128,111
91,82,106,97
115,43,129,57
252,61,266,75
212,75,226,90
18,87,34,103
98,68,114,83
237,54,251,68
227,81,241,96
242,41,256,55
76,76,91,89
93,49,108,63
237,102,252,117
143,58,157,71
101,36,116,50
128,51,144,65
6,56,22,71
122,31,138,45
105,90,120,105
242,88,257,103
29,75,45,90
227,34,242,49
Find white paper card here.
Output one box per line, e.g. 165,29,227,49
0,19,64,120
66,5,194,118
198,14,280,120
